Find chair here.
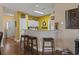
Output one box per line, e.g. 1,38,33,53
42,38,54,55
0,32,3,54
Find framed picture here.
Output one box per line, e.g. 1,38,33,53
65,8,79,29
51,16,54,20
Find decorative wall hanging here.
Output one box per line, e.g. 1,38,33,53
51,16,54,20
42,21,46,26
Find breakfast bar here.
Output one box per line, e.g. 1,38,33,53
22,30,58,52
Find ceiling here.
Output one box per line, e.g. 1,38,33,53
0,3,55,16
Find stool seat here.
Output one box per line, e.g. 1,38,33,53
29,36,37,39
21,35,29,37
43,38,54,41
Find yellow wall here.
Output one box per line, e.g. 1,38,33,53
15,12,51,39
28,15,38,20
15,12,21,40
26,15,28,29
27,15,51,30
15,11,28,40
38,15,51,30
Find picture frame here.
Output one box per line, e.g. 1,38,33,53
51,16,54,20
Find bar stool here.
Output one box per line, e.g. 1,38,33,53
20,35,29,54
0,32,3,54
24,35,30,53
28,36,38,54
42,38,54,55
20,35,28,47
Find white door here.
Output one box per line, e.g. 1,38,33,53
6,20,15,37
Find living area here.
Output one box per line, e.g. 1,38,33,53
0,3,79,55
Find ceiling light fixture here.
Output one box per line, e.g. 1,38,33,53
33,10,44,14
35,5,39,7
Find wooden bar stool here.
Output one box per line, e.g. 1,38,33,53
20,35,29,54
24,35,30,53
28,36,38,54
20,35,28,47
42,38,54,55
0,32,3,54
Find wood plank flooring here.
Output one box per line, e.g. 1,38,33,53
0,38,72,55
1,38,21,55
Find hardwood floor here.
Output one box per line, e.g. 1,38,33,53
0,37,72,55
1,38,21,55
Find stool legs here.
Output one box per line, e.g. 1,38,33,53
23,38,26,54
36,39,38,54
31,39,38,54
42,39,54,55
31,40,33,54
20,37,22,48
51,40,54,54
42,40,44,55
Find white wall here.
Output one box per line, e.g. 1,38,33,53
0,6,4,32
55,3,79,54
0,6,5,47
